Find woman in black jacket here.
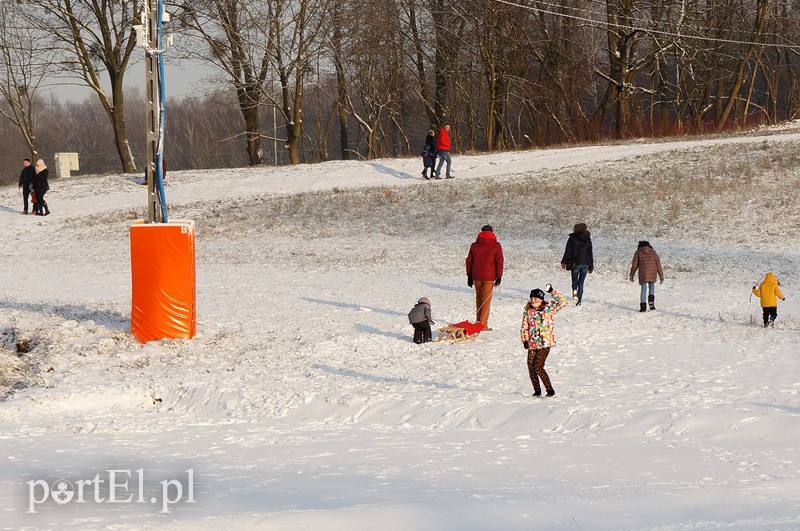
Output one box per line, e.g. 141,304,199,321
560,223,593,305
421,129,437,179
33,159,50,216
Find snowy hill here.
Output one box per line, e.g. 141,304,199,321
1,127,799,529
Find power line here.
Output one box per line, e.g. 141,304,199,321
496,0,800,51
548,0,799,43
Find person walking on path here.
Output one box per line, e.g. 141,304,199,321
33,159,50,216
629,240,664,312
520,284,568,397
465,224,504,328
434,121,453,179
560,222,594,305
408,297,435,343
421,129,437,179
752,272,785,328
17,158,36,215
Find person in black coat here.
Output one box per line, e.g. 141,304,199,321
17,158,36,214
421,129,437,179
560,223,594,305
33,159,50,216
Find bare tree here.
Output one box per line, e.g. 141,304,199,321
714,0,770,130
0,2,55,160
267,0,330,164
31,0,141,172
178,0,329,165
176,0,271,166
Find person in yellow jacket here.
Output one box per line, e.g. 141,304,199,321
752,272,785,328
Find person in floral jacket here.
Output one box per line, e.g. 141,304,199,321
520,284,568,397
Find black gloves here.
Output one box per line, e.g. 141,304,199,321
523,341,530,350
545,283,553,293
495,277,501,286
467,277,473,288
752,286,757,290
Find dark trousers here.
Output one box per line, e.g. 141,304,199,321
422,155,436,177
412,321,432,344
22,183,31,212
527,347,553,393
36,189,47,214
762,307,778,326
570,264,589,303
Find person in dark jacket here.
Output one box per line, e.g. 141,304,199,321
33,159,50,216
18,158,36,215
421,129,437,179
408,297,435,343
629,240,664,311
560,223,594,305
466,224,504,328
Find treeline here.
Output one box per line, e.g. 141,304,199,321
1,0,799,184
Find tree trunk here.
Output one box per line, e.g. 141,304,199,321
407,0,437,127
714,0,768,131
111,79,137,173
331,0,350,160
239,89,263,166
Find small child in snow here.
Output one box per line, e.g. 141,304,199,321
519,284,567,397
753,272,785,328
30,191,40,216
408,297,435,343
421,130,437,179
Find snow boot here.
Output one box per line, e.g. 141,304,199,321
546,389,555,397
648,294,655,311
573,289,580,305
639,302,647,312
43,202,50,216
532,391,541,397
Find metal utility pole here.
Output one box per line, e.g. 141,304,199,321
137,0,168,223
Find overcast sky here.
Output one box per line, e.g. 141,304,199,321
40,57,215,103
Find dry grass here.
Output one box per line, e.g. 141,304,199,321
181,141,798,247
60,139,800,273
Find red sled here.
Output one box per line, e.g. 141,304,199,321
437,320,486,342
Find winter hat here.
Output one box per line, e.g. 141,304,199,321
481,224,493,233
573,223,587,233
35,159,46,171
530,288,546,300
638,240,651,248
418,297,430,305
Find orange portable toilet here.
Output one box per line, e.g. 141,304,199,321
130,220,196,343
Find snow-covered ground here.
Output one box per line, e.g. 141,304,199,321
1,125,800,529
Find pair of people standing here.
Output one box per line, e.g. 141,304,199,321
421,122,453,179
18,158,50,216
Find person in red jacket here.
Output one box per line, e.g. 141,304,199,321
466,224,504,328
434,121,453,179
